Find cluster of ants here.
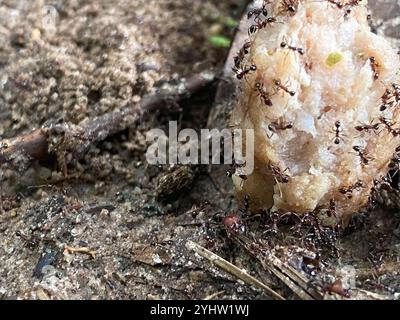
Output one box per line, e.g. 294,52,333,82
230,0,400,213
331,81,400,165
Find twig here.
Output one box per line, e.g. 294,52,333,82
0,70,216,173
186,240,285,300
64,245,96,259
203,290,225,300
230,233,322,300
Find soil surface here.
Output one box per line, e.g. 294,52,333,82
1,0,400,300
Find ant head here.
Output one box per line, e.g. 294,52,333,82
274,79,281,86
280,41,287,48
335,120,341,127
250,64,257,71
289,91,296,96
353,146,361,152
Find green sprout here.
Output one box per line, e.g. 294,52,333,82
209,35,231,48
222,16,239,29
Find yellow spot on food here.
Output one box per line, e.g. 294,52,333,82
325,52,343,67
266,49,274,56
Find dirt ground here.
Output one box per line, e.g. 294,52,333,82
1,0,400,300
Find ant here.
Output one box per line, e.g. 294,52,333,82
279,0,299,15
380,88,393,111
353,145,373,165
379,116,400,136
234,41,252,69
16,230,37,250
254,81,273,106
354,121,380,134
280,40,304,55
232,64,257,80
389,152,400,177
392,83,400,102
269,164,290,183
332,120,344,144
274,79,295,96
247,0,270,20
226,160,248,180
268,119,294,137
326,0,344,9
269,164,289,198
344,0,363,18
327,199,337,217
248,17,277,36
369,57,379,81
339,180,365,198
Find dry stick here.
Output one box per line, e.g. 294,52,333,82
0,70,216,172
230,233,322,300
186,240,285,300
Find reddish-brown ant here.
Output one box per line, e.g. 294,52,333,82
332,120,344,144
274,79,295,96
327,199,337,217
369,57,379,81
379,116,400,136
269,164,290,183
392,83,400,102
381,83,400,111
268,119,294,137
344,0,363,18
16,230,37,249
280,40,304,55
389,152,400,177
234,41,252,69
353,145,373,165
226,160,248,180
269,164,290,197
247,0,270,20
339,180,365,198
254,81,273,106
380,88,393,111
326,0,344,9
248,17,277,36
354,121,380,134
279,0,299,15
232,64,257,80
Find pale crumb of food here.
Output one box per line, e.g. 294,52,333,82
231,0,400,221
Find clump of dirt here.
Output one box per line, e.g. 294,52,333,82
0,0,234,138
